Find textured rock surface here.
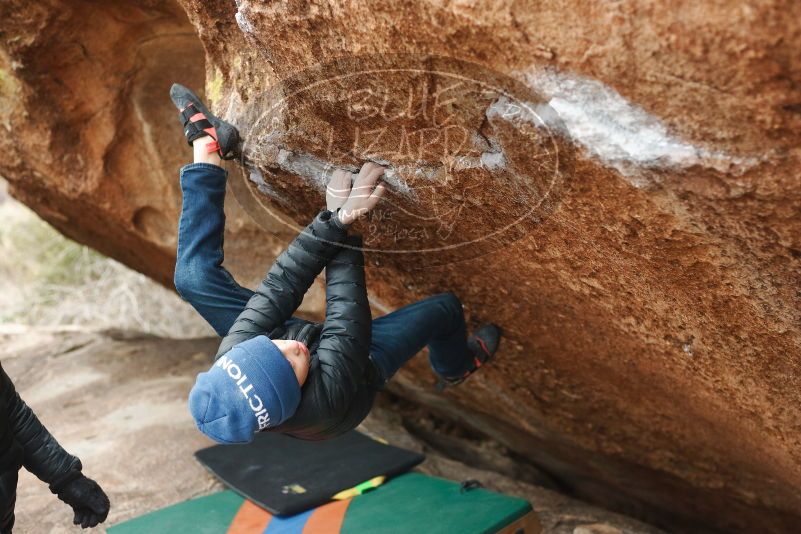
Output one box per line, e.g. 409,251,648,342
0,0,304,296
5,327,660,534
2,0,801,531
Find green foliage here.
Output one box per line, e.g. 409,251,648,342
1,203,103,289
0,193,211,336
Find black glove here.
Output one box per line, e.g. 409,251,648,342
54,474,110,529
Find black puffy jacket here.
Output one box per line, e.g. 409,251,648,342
0,362,83,531
215,209,378,441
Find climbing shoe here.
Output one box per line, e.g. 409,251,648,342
436,323,502,391
170,83,240,160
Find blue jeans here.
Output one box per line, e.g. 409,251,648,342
174,163,472,383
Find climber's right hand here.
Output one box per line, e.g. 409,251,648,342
337,162,386,226
326,169,352,212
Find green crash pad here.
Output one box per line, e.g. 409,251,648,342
108,491,243,534
109,473,534,534
342,473,533,534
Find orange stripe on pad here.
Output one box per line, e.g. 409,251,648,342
302,499,352,534
227,500,272,534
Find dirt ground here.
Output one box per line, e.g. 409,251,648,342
2,326,659,534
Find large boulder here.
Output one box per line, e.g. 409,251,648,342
1,0,800,531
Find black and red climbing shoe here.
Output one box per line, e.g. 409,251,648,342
170,83,240,160
436,324,502,391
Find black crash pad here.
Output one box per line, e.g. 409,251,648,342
194,430,425,516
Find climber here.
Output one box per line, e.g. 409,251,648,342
169,83,502,443
0,363,110,532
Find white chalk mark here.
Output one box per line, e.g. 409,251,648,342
516,67,759,182
270,148,414,195
234,0,256,35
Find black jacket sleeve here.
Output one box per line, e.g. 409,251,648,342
315,234,372,415
0,363,82,491
216,209,350,358
0,391,22,472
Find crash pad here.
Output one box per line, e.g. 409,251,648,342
194,430,425,515
108,473,539,534
107,491,242,534
339,473,536,534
